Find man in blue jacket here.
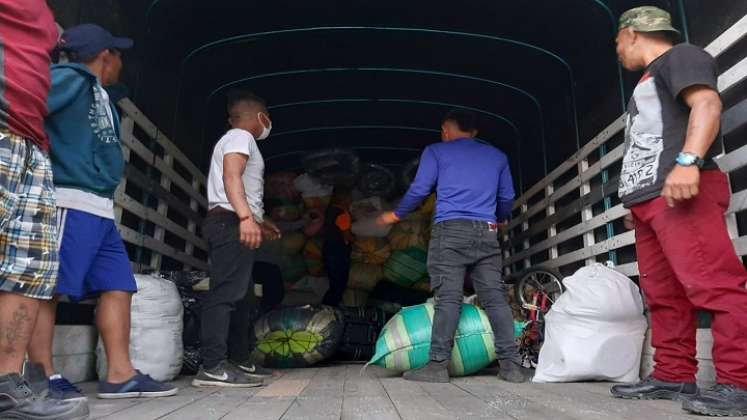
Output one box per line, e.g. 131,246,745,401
27,24,177,400
378,110,527,383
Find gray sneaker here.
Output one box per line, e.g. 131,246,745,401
402,360,450,383
230,360,275,379
192,361,263,388
0,373,89,420
498,360,531,383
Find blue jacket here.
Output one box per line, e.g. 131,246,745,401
395,138,515,224
46,63,124,199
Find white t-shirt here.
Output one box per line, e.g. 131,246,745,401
207,128,265,222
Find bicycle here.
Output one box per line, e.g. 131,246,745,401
505,267,565,368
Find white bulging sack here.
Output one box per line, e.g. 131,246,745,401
533,264,647,383
351,217,392,238
293,173,334,198
97,273,183,382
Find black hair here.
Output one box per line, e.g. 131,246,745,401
639,30,678,44
226,89,267,114
443,109,478,133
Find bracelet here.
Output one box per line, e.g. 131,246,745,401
239,215,252,222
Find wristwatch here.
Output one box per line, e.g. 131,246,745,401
675,152,705,168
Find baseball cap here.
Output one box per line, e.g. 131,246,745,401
59,24,134,62
618,6,681,37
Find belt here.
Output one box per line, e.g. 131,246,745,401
438,219,499,231
207,206,236,217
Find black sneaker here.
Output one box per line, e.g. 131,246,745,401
230,360,275,379
610,375,697,400
0,373,89,420
192,361,264,388
498,360,531,383
402,360,450,383
682,384,747,417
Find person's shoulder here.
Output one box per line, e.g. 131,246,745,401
666,43,714,63
221,128,256,144
51,63,94,79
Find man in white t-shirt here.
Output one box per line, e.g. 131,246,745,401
193,90,281,388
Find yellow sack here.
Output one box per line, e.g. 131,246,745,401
280,231,307,256
351,237,391,265
419,194,436,217
303,238,324,276
342,288,369,307
348,263,384,291
388,220,427,251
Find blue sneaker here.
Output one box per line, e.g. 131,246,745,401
48,375,86,401
97,371,178,399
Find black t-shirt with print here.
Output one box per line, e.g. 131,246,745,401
618,43,722,208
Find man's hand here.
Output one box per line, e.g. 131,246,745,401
661,165,700,208
240,218,263,249
376,211,400,226
623,212,635,230
497,221,509,232
261,220,282,241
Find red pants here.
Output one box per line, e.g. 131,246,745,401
632,170,747,388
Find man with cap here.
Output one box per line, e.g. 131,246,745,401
610,6,747,416
27,24,178,400
0,2,92,419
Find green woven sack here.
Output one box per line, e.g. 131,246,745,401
367,302,495,376
383,247,428,288
252,305,344,368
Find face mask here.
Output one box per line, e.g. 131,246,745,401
257,112,272,141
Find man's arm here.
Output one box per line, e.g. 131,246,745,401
223,153,262,248
661,86,722,207
496,160,515,224
379,148,438,225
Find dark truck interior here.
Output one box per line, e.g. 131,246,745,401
48,0,747,193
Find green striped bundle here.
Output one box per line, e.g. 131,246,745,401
367,302,496,376
383,247,428,288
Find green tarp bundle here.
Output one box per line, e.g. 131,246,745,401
383,247,428,288
367,302,496,376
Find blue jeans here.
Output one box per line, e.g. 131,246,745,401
427,220,520,364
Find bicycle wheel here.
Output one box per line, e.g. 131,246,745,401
513,267,564,309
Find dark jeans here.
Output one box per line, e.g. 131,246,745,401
427,220,520,364
200,213,256,369
253,261,285,313
321,241,351,307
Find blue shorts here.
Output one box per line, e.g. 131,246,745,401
55,208,136,302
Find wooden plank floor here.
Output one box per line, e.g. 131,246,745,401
84,364,710,420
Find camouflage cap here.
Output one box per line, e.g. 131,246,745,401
618,6,681,37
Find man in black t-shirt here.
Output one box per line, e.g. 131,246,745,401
609,7,747,417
